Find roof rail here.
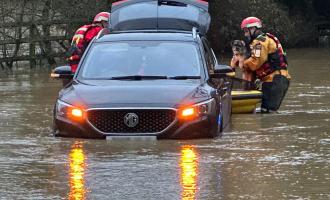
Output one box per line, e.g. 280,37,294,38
192,27,198,39
96,28,111,39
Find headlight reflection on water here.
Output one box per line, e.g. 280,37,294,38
66,143,198,199
68,142,87,200
180,145,199,200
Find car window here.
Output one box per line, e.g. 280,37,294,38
79,41,202,79
201,38,215,71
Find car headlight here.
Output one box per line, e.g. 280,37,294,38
56,100,85,121
178,99,215,120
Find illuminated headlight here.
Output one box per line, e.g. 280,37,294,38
56,100,85,120
178,99,214,120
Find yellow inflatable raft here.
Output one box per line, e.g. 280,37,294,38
232,90,262,114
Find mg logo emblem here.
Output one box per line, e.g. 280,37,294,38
124,113,139,128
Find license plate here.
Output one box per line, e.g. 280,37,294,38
106,136,157,141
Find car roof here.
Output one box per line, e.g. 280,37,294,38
95,31,197,43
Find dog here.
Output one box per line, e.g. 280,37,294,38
231,40,247,58
231,40,255,82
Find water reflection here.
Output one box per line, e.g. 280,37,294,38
68,142,87,200
180,145,199,200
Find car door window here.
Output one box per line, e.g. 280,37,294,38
201,38,215,72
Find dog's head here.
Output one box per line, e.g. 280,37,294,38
231,40,246,55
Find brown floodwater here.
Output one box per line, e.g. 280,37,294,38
0,48,329,199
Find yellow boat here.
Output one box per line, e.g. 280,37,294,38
231,90,262,114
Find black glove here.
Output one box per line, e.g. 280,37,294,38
65,44,79,58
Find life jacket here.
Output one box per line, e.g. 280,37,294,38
67,25,103,73
71,25,94,49
68,25,103,62
256,33,288,79
68,24,94,66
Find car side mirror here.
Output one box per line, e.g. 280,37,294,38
50,65,74,79
210,65,235,78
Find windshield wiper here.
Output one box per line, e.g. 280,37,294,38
158,1,187,7
109,75,201,80
168,76,201,80
109,75,168,80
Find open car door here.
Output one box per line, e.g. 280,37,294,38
110,0,210,35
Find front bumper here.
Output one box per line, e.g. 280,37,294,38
53,98,219,139
54,113,217,139
54,117,105,139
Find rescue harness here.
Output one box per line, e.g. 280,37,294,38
256,33,288,79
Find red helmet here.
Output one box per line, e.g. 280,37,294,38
93,12,110,23
241,17,262,29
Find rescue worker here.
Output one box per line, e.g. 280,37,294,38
233,17,291,113
67,12,111,73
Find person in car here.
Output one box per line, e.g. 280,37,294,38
232,17,291,113
67,12,111,73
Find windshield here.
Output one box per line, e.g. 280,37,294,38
78,41,202,79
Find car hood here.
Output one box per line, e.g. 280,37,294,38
60,79,212,108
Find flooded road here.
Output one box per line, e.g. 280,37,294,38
0,48,329,199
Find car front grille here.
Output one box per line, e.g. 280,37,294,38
87,109,177,133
